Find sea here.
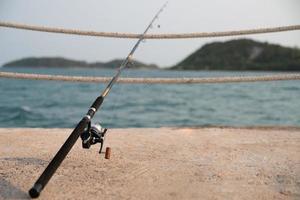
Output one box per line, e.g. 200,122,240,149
0,67,300,128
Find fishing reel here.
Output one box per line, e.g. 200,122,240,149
80,121,107,154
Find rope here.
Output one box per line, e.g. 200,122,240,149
1,21,300,39
1,71,299,84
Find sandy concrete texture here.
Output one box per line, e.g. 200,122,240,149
0,127,300,200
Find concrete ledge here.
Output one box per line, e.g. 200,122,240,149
0,127,299,199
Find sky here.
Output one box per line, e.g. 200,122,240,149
0,0,300,67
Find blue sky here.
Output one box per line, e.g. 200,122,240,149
1,0,299,67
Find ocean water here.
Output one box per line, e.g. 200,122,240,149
0,67,300,128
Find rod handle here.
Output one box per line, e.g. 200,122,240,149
28,117,89,198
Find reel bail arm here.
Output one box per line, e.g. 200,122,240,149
80,121,108,154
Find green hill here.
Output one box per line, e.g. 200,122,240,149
172,39,300,71
2,57,158,69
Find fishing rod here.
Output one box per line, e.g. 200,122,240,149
28,2,167,198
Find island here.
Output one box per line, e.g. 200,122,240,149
172,39,300,71
3,39,300,71
2,57,158,69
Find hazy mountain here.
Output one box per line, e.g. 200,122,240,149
2,57,158,69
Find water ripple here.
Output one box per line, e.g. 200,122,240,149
0,68,300,127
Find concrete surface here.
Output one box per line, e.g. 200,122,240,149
0,127,299,200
